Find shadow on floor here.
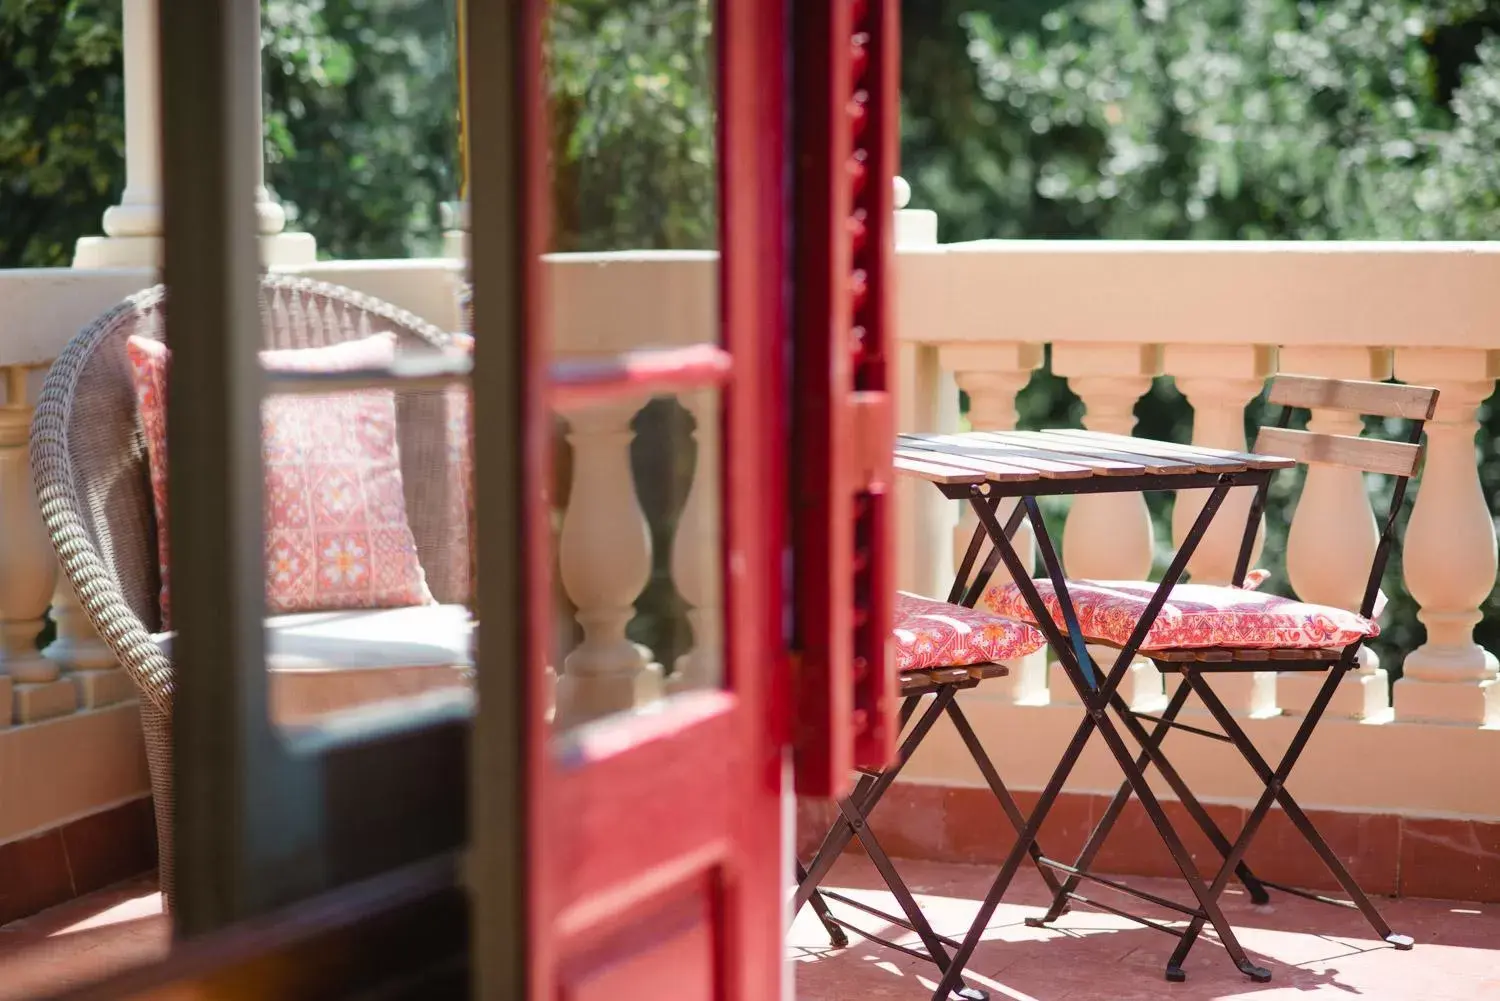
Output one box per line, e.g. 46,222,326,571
792,856,1500,1001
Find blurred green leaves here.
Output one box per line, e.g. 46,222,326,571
0,0,121,267
905,0,1500,243
261,0,458,259
548,0,715,251
904,0,1500,670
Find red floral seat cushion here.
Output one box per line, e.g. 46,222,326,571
893,592,1046,671
127,334,434,625
981,578,1379,651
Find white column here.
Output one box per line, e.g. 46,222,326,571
1277,348,1394,721
1394,349,1499,726
554,400,663,727
248,13,316,267
442,200,470,261
1052,343,1163,710
73,0,163,268
1170,345,1279,718
943,344,1046,704
0,367,76,724
74,0,315,268
666,390,721,693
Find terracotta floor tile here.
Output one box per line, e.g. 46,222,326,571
8,858,1499,1000
795,855,1500,1000
0,876,167,1001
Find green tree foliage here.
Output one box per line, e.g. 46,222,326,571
902,0,1500,668
548,0,715,250
262,0,458,259
0,0,121,267
903,0,1500,242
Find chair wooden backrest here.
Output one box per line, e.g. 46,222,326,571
1249,374,1438,619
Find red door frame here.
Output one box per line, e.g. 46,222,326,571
790,0,901,798
514,1,789,999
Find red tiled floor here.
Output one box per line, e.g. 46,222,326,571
6,862,1499,999
793,855,1500,1000
0,876,167,1000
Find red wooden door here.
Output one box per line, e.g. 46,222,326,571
468,2,901,998
467,2,789,1000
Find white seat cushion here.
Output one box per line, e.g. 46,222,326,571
154,604,472,725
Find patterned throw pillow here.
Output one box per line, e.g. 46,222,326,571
893,592,1047,672
127,334,434,626
982,578,1379,651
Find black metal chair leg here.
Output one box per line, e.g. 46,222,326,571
839,800,990,1001
795,691,950,913
1080,699,1272,984
1175,668,1413,970
943,699,1068,901
1029,680,1269,931
1108,682,1272,901
929,707,1104,1001
795,860,849,948
1027,680,1196,925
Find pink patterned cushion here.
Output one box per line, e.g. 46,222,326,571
127,334,433,626
982,579,1379,651
893,592,1046,671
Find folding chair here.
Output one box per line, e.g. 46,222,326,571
991,374,1431,981
794,590,1055,1001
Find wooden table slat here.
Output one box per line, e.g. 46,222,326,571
959,431,1148,475
898,434,1095,479
893,454,988,485
1048,428,1294,470
965,430,1201,474
894,447,1037,483
1036,429,1250,471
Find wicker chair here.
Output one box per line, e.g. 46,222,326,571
29,275,473,910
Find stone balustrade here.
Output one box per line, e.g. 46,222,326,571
3,218,1499,824
894,236,1500,736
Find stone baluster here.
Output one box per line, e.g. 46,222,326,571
1274,348,1395,720
895,344,959,598
944,344,1046,704
667,390,721,693
554,399,663,727
1052,344,1163,710
45,574,131,709
0,366,76,725
1169,345,1280,719
892,178,958,600
1393,348,1499,726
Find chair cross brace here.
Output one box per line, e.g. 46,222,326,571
794,675,1066,1001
